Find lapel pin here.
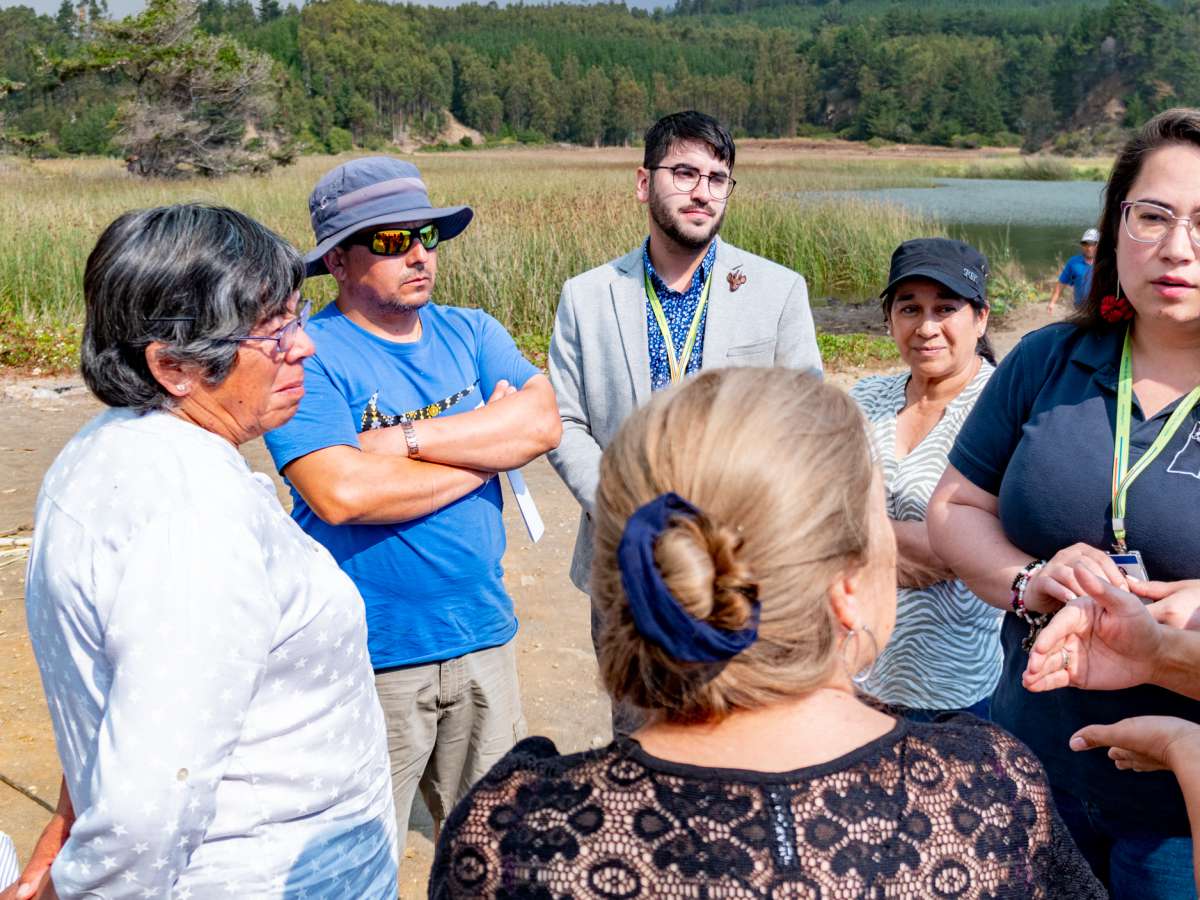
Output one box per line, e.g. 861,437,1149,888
727,268,746,292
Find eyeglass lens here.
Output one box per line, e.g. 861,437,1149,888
1124,202,1200,246
277,301,311,352
668,166,734,199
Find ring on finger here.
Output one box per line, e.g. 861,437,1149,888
1061,647,1071,671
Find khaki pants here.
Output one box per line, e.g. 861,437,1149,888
373,640,525,860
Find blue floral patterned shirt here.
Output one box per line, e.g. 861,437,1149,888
643,239,716,392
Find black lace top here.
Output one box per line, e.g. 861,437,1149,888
430,715,1106,899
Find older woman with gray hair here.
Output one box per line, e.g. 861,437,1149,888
20,203,397,898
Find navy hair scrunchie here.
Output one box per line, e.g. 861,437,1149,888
616,492,761,663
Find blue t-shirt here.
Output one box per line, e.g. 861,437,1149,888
1057,254,1093,306
948,322,1200,835
263,302,539,669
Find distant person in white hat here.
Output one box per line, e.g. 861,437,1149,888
1047,227,1100,313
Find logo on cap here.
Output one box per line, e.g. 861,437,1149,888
962,267,979,284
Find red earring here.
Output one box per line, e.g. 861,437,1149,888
1100,286,1134,323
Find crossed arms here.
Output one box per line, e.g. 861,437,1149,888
284,374,561,526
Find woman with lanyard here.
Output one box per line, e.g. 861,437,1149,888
928,107,1200,899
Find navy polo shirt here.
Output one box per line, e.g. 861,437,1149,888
949,321,1200,835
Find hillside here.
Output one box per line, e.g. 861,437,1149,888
2,0,1197,157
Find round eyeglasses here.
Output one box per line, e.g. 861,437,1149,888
648,164,736,200
1121,201,1200,248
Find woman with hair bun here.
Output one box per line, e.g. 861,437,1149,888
430,367,1101,899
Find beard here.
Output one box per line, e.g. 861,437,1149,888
374,295,428,314
648,187,726,251
361,266,435,315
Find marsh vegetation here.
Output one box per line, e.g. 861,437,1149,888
0,144,1069,371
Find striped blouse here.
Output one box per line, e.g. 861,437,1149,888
850,362,1003,711
0,832,18,892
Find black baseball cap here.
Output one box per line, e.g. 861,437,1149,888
880,238,989,307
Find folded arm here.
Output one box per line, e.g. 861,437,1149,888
285,446,492,527
927,467,1031,610
892,519,955,589
928,466,1129,614
358,374,561,472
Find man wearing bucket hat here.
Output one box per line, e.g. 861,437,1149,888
263,157,561,858
1048,227,1100,312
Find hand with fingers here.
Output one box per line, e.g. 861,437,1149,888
0,778,71,900
1022,542,1130,615
1022,563,1164,693
1131,579,1200,631
486,380,518,404
1070,715,1200,893
1070,715,1200,773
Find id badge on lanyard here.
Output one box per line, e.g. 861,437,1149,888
1110,327,1200,578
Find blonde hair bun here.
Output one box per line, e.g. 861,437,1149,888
592,367,877,723
655,511,758,633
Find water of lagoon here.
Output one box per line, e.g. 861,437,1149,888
810,177,1108,296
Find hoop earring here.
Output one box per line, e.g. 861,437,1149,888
841,625,880,687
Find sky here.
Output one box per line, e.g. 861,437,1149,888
4,0,672,19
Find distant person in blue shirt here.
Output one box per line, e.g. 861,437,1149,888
1048,227,1099,312
263,157,561,865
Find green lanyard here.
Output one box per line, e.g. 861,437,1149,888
1111,326,1200,551
645,268,713,386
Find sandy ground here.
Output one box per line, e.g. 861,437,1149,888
0,299,1057,897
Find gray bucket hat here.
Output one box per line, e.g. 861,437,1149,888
304,157,473,277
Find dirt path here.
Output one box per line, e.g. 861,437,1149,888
0,300,1058,896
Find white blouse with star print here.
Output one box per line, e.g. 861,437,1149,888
25,408,397,899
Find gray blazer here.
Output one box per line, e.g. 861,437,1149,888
548,237,822,591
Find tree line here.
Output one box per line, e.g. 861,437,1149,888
2,0,1199,174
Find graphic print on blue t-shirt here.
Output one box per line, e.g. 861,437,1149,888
360,385,477,430
263,302,540,669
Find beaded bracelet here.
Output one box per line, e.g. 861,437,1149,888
1010,559,1046,615
1011,559,1051,650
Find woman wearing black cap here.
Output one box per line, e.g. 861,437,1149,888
849,238,1001,723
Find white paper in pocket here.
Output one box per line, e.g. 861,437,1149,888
506,469,545,543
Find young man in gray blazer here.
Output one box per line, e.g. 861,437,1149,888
548,111,822,729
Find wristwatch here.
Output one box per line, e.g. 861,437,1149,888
401,419,419,458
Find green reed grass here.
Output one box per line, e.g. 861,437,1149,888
0,147,999,370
